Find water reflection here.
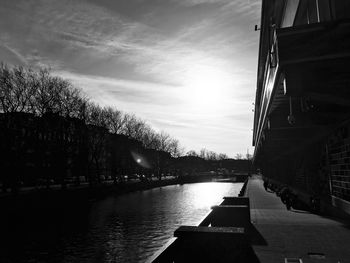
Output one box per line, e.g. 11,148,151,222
2,182,242,263
191,182,233,208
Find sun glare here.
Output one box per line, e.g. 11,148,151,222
192,182,228,208
183,66,231,112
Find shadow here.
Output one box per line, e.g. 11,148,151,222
290,201,350,227
247,223,268,246
172,236,261,263
316,213,350,227
341,222,350,230
291,209,311,214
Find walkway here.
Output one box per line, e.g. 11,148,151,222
246,175,350,263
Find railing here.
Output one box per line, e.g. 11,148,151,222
147,196,251,262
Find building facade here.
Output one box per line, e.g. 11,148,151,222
253,0,350,215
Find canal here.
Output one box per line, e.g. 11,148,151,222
1,182,243,263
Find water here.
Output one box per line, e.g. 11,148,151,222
1,182,242,263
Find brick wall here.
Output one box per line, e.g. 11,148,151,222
328,123,350,202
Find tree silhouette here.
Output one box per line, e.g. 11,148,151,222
0,62,244,192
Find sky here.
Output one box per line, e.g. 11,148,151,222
0,0,261,157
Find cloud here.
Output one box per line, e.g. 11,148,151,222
0,0,260,157
55,70,182,106
52,69,255,156
0,42,28,65
0,0,259,85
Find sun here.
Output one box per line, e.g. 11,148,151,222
183,66,230,112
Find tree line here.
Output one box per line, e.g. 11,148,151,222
0,63,253,192
0,63,235,159
0,63,184,156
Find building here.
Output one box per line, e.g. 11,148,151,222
0,112,87,189
253,0,350,215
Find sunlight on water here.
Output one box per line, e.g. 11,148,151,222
191,182,233,209
83,182,243,262
2,182,243,263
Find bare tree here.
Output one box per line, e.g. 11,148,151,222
156,131,172,152
122,113,145,140
10,66,31,113
186,150,198,157
235,153,243,160
29,69,77,116
167,138,184,157
199,148,207,159
0,64,34,113
86,103,108,128
140,125,159,149
206,150,218,161
60,86,88,119
218,153,228,160
0,63,12,113
103,106,125,134
86,125,108,184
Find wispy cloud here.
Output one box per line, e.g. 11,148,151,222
0,42,28,65
0,0,259,156
55,71,182,106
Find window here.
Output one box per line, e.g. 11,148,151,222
294,0,312,26
270,30,278,68
281,0,300,28
318,0,331,21
282,0,333,28
307,0,319,23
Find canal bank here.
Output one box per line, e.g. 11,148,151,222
0,173,248,211
246,175,350,263
0,174,246,205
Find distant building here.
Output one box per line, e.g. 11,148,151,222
0,112,87,188
108,133,144,178
253,1,350,215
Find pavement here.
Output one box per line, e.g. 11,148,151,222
246,175,350,263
